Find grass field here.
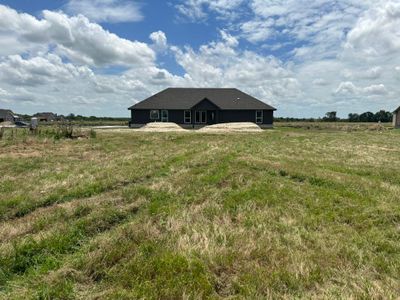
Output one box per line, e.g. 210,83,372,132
1,125,399,299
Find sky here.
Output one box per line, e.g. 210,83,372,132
0,0,399,118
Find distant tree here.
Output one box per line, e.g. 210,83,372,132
348,113,360,122
359,111,374,122
323,111,338,122
374,110,392,122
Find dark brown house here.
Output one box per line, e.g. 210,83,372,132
128,88,276,128
393,106,400,128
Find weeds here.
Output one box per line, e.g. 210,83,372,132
0,123,97,144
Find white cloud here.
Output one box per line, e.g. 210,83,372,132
334,82,388,96
345,1,400,57
0,5,155,67
171,31,298,106
149,31,168,51
45,10,155,67
363,84,388,96
175,0,245,22
247,0,373,49
240,19,274,43
341,66,383,80
0,54,92,86
334,81,359,96
65,0,143,23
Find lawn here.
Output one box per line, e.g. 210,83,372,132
0,126,399,299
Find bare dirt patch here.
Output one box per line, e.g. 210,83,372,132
136,122,188,132
198,122,263,133
0,121,15,128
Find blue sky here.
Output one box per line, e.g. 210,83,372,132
0,0,399,117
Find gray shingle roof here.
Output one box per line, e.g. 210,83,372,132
128,88,276,110
0,109,14,118
394,106,400,113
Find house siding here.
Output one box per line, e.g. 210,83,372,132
131,109,185,124
130,108,274,126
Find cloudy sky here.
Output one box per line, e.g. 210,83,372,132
0,0,399,117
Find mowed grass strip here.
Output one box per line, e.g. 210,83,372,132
1,128,400,299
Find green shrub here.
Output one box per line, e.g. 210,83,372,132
89,129,97,139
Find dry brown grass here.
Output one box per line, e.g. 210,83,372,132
0,127,399,299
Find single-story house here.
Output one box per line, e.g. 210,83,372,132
393,106,400,128
0,109,18,123
128,88,276,128
33,112,57,122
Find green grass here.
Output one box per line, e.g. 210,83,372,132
0,125,399,299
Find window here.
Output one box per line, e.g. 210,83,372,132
150,110,159,120
195,110,206,123
161,110,168,122
184,110,191,123
256,110,263,124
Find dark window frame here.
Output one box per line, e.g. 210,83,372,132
195,110,206,124
256,110,263,124
184,110,191,123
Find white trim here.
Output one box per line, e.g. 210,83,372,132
150,110,159,120
256,110,263,124
184,110,191,123
161,110,168,122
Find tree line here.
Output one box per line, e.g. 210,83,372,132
275,110,393,122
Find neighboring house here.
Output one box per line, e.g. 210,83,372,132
128,88,276,128
33,112,57,122
393,106,400,128
0,109,18,123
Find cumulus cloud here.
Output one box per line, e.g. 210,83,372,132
0,54,92,86
334,81,359,96
345,1,400,57
363,84,388,95
0,5,155,67
65,0,143,23
149,31,168,51
334,82,388,96
171,31,299,105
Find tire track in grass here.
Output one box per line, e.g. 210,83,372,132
0,144,217,290
1,184,199,299
0,146,206,222
0,204,140,290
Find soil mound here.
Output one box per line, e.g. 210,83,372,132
138,122,188,132
198,122,263,132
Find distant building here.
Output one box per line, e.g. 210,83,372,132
33,112,57,122
128,88,276,128
393,106,400,128
0,109,18,123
